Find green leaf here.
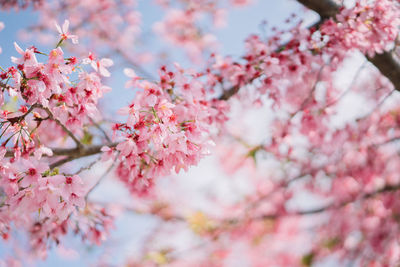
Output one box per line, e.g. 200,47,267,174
51,168,59,176
81,130,93,145
246,145,262,164
324,237,340,250
301,252,315,267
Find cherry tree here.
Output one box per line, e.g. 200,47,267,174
0,0,400,266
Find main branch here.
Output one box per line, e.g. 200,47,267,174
49,142,118,169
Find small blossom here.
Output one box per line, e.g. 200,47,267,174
55,20,78,44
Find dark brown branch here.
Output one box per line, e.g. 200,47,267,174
49,142,118,169
367,53,400,91
5,142,117,168
0,81,10,89
51,143,116,157
6,103,39,125
297,0,340,20
218,74,261,100
219,85,240,101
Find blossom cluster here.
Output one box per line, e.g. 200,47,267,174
0,21,113,257
1,0,400,265
104,66,228,196
114,1,400,266
320,0,400,57
208,0,400,107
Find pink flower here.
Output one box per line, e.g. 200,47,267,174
118,104,139,127
55,20,78,44
156,99,175,118
33,145,53,160
116,139,137,157
101,146,116,162
11,42,38,67
124,68,141,88
231,0,252,6
83,54,113,77
91,58,113,77
20,159,49,188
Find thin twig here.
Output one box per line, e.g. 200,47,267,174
85,160,116,200
41,106,83,148
324,60,367,108
50,156,74,169
355,88,395,122
0,81,10,89
89,117,111,143
291,64,327,117
63,156,101,176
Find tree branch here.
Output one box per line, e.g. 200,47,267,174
367,53,400,91
218,85,240,101
41,106,83,148
89,117,111,143
297,0,340,20
85,160,116,200
49,142,118,169
51,143,117,157
5,142,118,168
0,81,10,89
1,103,118,166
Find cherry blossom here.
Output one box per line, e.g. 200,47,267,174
0,0,400,266
54,20,78,44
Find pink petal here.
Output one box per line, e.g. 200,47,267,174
54,21,62,34
62,20,70,33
